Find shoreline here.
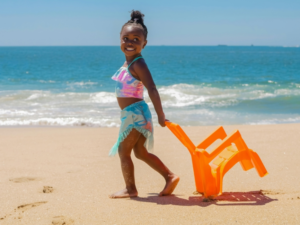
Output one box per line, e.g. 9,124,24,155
1,122,300,129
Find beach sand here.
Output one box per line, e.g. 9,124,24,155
0,124,300,224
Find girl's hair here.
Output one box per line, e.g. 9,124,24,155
121,10,148,39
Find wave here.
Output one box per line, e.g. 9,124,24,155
0,117,119,127
39,80,56,83
66,81,98,90
248,116,300,125
0,90,117,104
0,83,300,127
1,112,299,127
156,83,300,108
1,83,299,107
0,109,35,116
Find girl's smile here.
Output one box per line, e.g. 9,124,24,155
125,47,135,51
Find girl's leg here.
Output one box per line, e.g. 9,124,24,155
133,135,180,196
109,129,141,198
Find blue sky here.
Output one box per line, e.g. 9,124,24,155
1,0,299,46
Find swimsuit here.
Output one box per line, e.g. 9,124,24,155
109,57,154,156
111,56,144,99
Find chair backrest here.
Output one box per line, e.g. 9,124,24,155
165,121,195,155
197,126,227,149
208,130,246,162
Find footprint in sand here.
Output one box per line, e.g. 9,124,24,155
0,201,47,221
9,177,41,183
52,216,74,225
17,201,47,211
43,186,54,193
17,201,48,219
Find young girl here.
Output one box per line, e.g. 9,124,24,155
109,10,180,198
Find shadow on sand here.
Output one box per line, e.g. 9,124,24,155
132,190,277,207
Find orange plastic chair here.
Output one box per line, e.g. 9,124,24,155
165,121,268,198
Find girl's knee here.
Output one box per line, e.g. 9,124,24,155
118,149,131,157
118,147,131,158
119,153,132,164
133,149,148,160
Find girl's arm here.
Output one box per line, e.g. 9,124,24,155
130,59,166,127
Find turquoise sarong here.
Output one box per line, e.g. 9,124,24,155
109,100,154,156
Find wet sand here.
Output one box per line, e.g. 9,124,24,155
0,124,300,224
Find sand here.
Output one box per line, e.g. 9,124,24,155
0,124,300,224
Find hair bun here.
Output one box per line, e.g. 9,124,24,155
121,10,148,39
130,10,145,23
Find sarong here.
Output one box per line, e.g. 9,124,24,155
109,100,154,156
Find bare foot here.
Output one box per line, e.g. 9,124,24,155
159,174,180,196
109,188,138,199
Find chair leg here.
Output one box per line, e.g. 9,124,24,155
248,150,268,177
191,156,204,194
239,156,254,171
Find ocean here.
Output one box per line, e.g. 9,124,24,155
0,46,300,127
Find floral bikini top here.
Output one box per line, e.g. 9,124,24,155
111,56,144,99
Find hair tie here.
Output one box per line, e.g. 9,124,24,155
134,18,139,23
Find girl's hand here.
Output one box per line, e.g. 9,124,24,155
158,114,167,127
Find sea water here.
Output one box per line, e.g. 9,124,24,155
0,46,299,127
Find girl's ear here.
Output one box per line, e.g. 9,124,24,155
143,40,148,49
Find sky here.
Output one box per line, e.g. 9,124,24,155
1,0,300,46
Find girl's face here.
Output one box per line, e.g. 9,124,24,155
120,25,147,57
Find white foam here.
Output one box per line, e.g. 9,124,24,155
26,93,42,100
39,80,56,83
67,81,97,86
157,83,300,107
90,92,116,103
291,83,300,88
1,84,299,127
268,80,277,84
275,88,300,96
0,109,35,116
0,117,120,127
248,116,300,125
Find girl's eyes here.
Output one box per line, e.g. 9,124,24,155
123,38,139,42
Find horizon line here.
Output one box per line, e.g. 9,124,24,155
1,45,299,48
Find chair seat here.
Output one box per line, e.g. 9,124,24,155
212,146,238,169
